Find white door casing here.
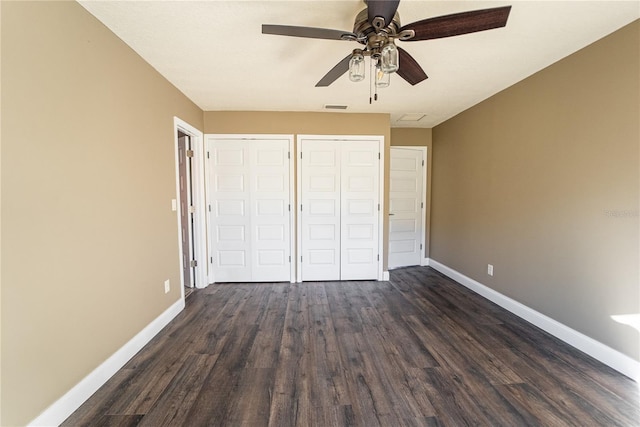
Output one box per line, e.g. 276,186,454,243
388,147,426,269
206,135,294,283
174,117,207,293
298,135,384,282
177,134,194,288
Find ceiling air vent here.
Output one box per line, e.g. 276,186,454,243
324,104,348,110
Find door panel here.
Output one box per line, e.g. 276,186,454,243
209,142,252,282
250,143,291,282
388,147,424,269
340,140,379,280
300,140,341,281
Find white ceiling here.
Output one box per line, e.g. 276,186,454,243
78,1,639,128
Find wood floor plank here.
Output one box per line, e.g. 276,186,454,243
268,283,313,427
62,267,640,427
493,341,640,425
220,368,274,426
61,369,138,426
137,354,218,426
308,295,351,406
358,310,438,419
496,382,577,426
403,313,523,386
246,285,288,368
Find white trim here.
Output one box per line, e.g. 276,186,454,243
296,135,385,282
28,299,185,427
295,136,303,283
204,134,296,284
382,271,390,281
428,259,640,381
288,137,296,283
377,138,385,281
173,117,207,290
421,257,430,266
203,136,214,285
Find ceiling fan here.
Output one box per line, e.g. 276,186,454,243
262,0,512,89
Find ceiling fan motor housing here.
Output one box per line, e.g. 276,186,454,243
353,8,401,53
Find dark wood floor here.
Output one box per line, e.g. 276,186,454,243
63,267,639,426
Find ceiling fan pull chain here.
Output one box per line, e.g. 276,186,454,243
374,58,379,102
369,56,373,104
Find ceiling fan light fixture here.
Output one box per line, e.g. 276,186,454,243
380,42,399,73
348,49,366,82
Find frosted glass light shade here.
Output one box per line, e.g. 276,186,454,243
380,43,399,73
349,52,365,82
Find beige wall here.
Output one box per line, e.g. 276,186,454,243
204,111,392,268
390,128,433,258
204,111,389,137
1,2,203,425
431,21,639,359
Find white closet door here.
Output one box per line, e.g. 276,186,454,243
299,138,380,281
208,137,291,282
208,141,252,282
340,141,380,280
300,140,341,281
388,147,424,269
250,141,291,282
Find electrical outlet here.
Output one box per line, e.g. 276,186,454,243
487,264,494,276
164,279,170,293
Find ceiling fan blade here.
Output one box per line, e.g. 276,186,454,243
262,24,356,41
367,0,400,28
316,54,352,87
400,6,512,41
396,47,428,85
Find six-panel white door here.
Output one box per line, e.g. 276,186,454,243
299,140,341,281
388,147,424,269
207,138,291,282
340,141,380,280
299,138,380,281
249,143,291,281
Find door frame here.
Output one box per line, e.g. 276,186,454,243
173,117,207,294
204,134,295,284
296,134,385,282
177,132,195,289
389,146,429,268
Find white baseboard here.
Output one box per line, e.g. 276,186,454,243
429,259,640,382
382,271,390,281
421,257,430,266
28,298,186,427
